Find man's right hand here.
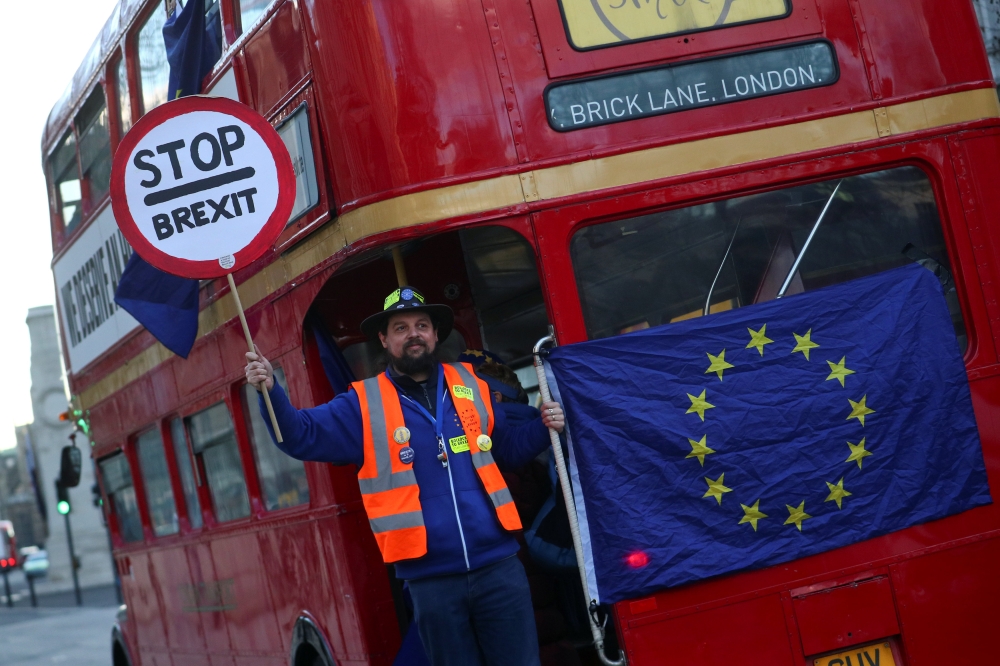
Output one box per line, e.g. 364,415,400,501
245,346,274,392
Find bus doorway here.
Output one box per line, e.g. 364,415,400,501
302,223,598,664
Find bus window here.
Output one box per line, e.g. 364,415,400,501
239,0,272,33
137,3,170,114
186,403,251,522
170,417,203,529
50,130,81,233
571,167,966,350
75,89,112,209
136,428,179,537
99,453,144,543
115,56,132,134
460,226,549,377
240,368,310,510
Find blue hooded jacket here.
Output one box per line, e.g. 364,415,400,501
260,363,551,580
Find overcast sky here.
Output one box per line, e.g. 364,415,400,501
0,0,121,449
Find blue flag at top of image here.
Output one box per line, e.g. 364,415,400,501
546,264,991,604
114,0,222,358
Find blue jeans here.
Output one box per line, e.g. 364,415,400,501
408,555,541,666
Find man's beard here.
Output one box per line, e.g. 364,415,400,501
389,339,437,376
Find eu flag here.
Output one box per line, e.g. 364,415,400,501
114,0,222,358
546,264,991,604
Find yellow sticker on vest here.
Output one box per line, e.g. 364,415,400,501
449,435,470,453
452,385,474,401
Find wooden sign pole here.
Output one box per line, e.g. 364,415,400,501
227,273,283,443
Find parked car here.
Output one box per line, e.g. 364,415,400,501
20,548,49,578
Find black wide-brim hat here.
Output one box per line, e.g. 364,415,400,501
360,286,455,341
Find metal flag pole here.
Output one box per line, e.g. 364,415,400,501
777,180,843,298
227,273,283,443
704,216,743,316
533,332,627,666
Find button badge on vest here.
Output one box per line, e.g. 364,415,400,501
393,427,411,444
477,434,493,452
398,446,415,465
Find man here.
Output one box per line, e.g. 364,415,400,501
244,286,565,666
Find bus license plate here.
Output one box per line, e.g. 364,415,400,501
814,642,896,666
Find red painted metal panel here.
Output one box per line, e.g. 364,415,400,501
208,532,284,656
175,337,225,397
893,535,1000,666
147,547,207,653
621,594,794,665
186,540,232,655
793,576,900,657
242,0,311,118
298,0,517,206
128,553,169,650
850,0,993,99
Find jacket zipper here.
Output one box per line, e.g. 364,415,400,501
401,390,471,570
441,433,471,570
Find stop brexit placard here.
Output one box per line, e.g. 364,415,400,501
110,96,293,440
111,95,295,279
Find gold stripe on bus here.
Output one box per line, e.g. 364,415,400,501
76,88,999,410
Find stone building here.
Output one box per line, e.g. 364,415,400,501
26,306,113,592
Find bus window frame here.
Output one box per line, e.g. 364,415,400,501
97,446,148,549
527,0,822,79
162,413,207,533
130,425,183,542
177,389,258,528
228,363,317,518
270,90,332,254
531,141,995,372
107,49,133,152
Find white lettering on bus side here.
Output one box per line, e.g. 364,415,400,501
60,230,132,347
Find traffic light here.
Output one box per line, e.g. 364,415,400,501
58,408,91,437
56,481,71,516
91,482,103,508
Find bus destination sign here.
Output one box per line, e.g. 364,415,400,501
545,41,838,132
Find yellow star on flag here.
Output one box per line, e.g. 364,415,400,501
784,501,812,531
791,329,820,361
705,349,734,380
464,349,485,358
703,474,732,505
686,390,715,421
825,477,852,509
686,435,716,466
847,395,875,426
826,357,856,387
846,438,872,469
746,325,774,356
739,500,767,532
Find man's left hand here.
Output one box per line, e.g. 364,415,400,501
540,402,565,433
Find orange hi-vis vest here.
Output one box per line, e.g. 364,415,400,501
352,362,522,563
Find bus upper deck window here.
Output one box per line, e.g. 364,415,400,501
75,89,112,209
116,56,132,134
186,403,251,523
170,417,202,529
240,368,310,511
49,130,81,233
239,0,272,34
136,427,179,537
137,3,170,114
571,167,966,351
99,453,144,543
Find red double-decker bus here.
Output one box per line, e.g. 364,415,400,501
43,0,1000,664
